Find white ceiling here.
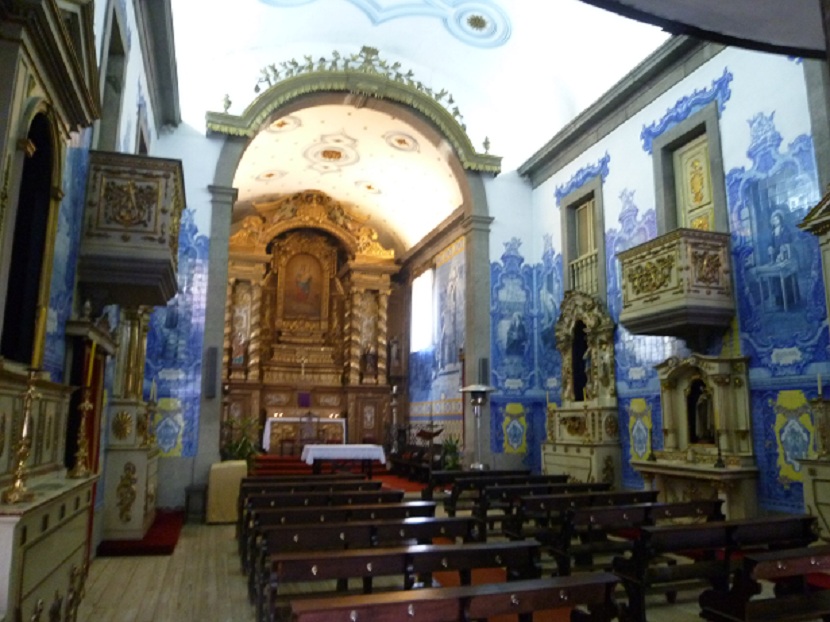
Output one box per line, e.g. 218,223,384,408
170,0,671,252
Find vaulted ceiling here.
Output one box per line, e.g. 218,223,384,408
171,0,670,252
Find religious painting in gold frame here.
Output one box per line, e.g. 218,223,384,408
284,253,324,319
273,231,336,341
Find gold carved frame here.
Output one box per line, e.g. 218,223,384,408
273,230,337,343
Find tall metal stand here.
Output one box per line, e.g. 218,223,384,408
461,384,494,471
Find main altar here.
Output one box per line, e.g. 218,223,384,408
222,190,405,448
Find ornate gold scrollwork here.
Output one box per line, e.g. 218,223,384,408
603,416,619,438
117,462,138,523
563,416,587,437
628,255,675,295
692,250,721,286
103,179,155,228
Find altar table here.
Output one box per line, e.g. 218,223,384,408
301,444,387,479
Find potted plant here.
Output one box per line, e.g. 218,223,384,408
441,434,462,470
220,416,261,464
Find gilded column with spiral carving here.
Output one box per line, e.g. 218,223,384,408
123,309,142,399
223,280,233,377
247,281,262,381
347,289,362,384
377,290,389,385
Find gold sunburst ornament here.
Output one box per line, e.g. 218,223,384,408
112,411,133,440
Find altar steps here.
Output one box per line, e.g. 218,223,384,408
251,454,390,476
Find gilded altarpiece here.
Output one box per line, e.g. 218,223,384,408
542,291,621,487
224,190,397,446
632,354,757,519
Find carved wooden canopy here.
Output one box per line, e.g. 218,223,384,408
554,291,616,403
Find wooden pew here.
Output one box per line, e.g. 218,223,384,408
503,489,660,542
612,514,818,622
550,499,724,576
443,473,570,517
250,516,482,615
420,468,531,501
471,480,612,526
236,478,380,551
267,541,541,622
242,500,437,573
290,573,620,622
240,489,405,564
699,543,830,622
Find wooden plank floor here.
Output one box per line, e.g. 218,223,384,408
77,523,254,622
76,517,715,622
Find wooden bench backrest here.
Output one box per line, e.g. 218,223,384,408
518,489,656,514
452,474,569,493
730,514,817,548
240,479,380,496
647,499,724,522
252,501,437,527
641,514,817,555
245,489,405,510
374,516,482,544
261,516,480,554
568,504,651,530
568,499,724,530
483,481,611,502
744,543,830,581
273,541,540,582
289,573,618,622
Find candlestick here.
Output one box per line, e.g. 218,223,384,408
68,387,93,478
150,378,157,403
819,373,823,397
85,342,96,387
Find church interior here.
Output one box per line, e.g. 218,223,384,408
4,0,830,621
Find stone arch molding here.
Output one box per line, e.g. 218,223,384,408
206,46,501,176
554,290,616,404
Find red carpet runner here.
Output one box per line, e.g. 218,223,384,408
97,510,185,557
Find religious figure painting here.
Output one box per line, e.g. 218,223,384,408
283,253,323,319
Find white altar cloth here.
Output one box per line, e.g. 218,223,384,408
301,443,387,465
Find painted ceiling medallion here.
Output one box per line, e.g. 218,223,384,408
258,0,511,48
255,170,287,182
304,132,360,173
267,115,302,132
467,14,487,30
384,131,420,152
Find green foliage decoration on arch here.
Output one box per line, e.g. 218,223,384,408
205,46,501,174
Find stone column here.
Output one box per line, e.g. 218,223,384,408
463,170,495,467
193,185,238,488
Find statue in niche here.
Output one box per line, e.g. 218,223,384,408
361,346,378,381
687,378,714,444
